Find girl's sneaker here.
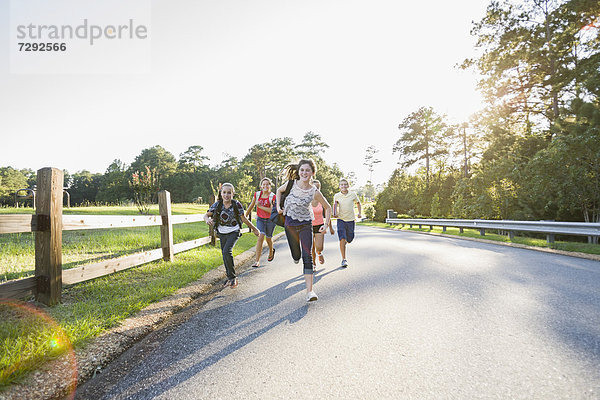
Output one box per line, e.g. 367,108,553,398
306,291,318,302
230,278,238,288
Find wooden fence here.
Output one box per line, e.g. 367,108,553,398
0,167,237,306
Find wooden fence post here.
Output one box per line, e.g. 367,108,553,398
35,167,64,306
158,190,174,262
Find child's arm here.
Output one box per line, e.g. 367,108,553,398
356,197,362,219
256,203,272,214
245,196,256,219
240,213,259,236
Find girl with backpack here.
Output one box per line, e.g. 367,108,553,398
275,159,332,302
245,177,277,268
204,183,259,288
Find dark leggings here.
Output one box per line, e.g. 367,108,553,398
218,231,240,280
285,223,314,275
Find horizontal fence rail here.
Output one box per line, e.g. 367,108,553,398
0,213,208,234
0,215,36,234
0,168,250,305
386,217,600,243
60,228,249,285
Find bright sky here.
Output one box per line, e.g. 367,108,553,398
0,0,488,187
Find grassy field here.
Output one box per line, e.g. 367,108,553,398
359,221,600,255
0,203,275,387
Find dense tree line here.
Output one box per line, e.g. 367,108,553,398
0,132,345,209
375,0,599,227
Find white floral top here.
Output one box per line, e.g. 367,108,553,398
283,180,317,223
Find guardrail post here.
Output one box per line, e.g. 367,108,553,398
546,234,555,244
442,226,447,232
35,167,64,306
480,229,485,236
158,190,174,262
459,227,464,233
508,231,515,240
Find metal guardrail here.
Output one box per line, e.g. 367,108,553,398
385,217,600,243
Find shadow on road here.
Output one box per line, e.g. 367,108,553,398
86,263,343,399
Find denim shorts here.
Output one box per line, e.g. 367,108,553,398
337,219,355,243
256,217,276,238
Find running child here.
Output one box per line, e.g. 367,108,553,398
204,183,259,288
245,177,277,268
332,178,361,267
275,159,331,302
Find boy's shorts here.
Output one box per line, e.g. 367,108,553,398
256,217,276,238
337,219,355,243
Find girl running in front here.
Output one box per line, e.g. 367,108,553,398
204,183,259,288
275,159,332,302
245,177,277,268
311,179,334,268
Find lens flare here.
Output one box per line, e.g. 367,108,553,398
0,300,77,399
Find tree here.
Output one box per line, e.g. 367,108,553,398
69,170,102,205
463,0,600,137
96,159,131,204
129,166,158,215
0,167,29,206
178,145,209,173
363,145,381,183
129,145,177,187
295,131,329,159
395,106,448,184
242,137,298,188
214,155,254,204
523,99,600,228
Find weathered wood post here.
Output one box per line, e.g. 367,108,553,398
35,167,64,306
158,190,174,262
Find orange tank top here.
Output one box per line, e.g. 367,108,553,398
311,202,324,226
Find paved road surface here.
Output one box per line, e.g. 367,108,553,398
76,226,600,399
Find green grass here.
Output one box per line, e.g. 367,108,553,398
0,203,278,388
359,221,600,255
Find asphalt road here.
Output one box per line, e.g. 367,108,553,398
76,226,600,399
